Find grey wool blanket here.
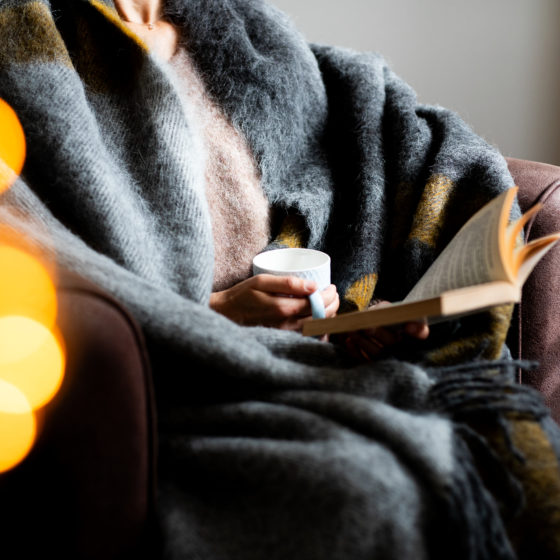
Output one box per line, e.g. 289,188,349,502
2,0,560,558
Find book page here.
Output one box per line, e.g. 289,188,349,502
403,189,513,303
515,234,560,285
505,203,542,264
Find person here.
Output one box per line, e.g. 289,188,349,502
113,0,429,357
2,1,560,559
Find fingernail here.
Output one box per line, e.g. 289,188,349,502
304,280,316,293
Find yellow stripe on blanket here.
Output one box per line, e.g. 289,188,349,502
344,273,378,311
409,174,455,248
0,2,73,68
274,215,307,249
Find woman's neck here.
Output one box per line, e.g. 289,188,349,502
113,0,163,26
113,0,178,61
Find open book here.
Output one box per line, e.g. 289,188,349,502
302,187,560,337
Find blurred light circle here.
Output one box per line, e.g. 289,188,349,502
0,245,57,329
0,98,26,193
0,379,36,473
0,316,65,410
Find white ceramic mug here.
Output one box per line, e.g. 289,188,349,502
252,248,331,319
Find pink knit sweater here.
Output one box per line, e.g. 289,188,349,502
168,48,271,292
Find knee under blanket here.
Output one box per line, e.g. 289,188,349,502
1,1,560,558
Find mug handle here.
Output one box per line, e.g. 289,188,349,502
308,290,326,319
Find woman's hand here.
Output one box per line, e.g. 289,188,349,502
210,274,340,330
341,300,430,361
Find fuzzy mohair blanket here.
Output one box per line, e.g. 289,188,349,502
1,0,560,558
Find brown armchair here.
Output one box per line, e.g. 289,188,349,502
0,271,158,559
0,157,559,559
506,157,560,415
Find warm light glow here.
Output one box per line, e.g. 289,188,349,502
0,98,26,193
0,379,36,473
0,245,57,329
0,100,64,474
0,316,65,410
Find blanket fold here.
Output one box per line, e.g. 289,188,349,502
1,1,559,558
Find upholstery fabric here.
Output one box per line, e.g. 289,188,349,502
507,157,560,423
0,270,157,559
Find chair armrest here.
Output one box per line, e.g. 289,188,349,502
506,157,560,423
0,270,158,559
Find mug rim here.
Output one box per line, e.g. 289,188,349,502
253,248,330,273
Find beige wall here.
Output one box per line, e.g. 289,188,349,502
272,0,560,165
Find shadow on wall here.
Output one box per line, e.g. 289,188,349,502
536,0,560,165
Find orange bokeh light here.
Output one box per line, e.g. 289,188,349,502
0,98,26,193
0,245,57,329
0,316,65,411
0,379,36,473
0,100,64,474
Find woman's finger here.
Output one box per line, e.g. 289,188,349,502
404,321,430,339
323,289,340,318
343,335,365,361
358,327,401,347
321,284,338,306
258,291,313,319
259,282,339,318
354,331,389,358
251,274,318,296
